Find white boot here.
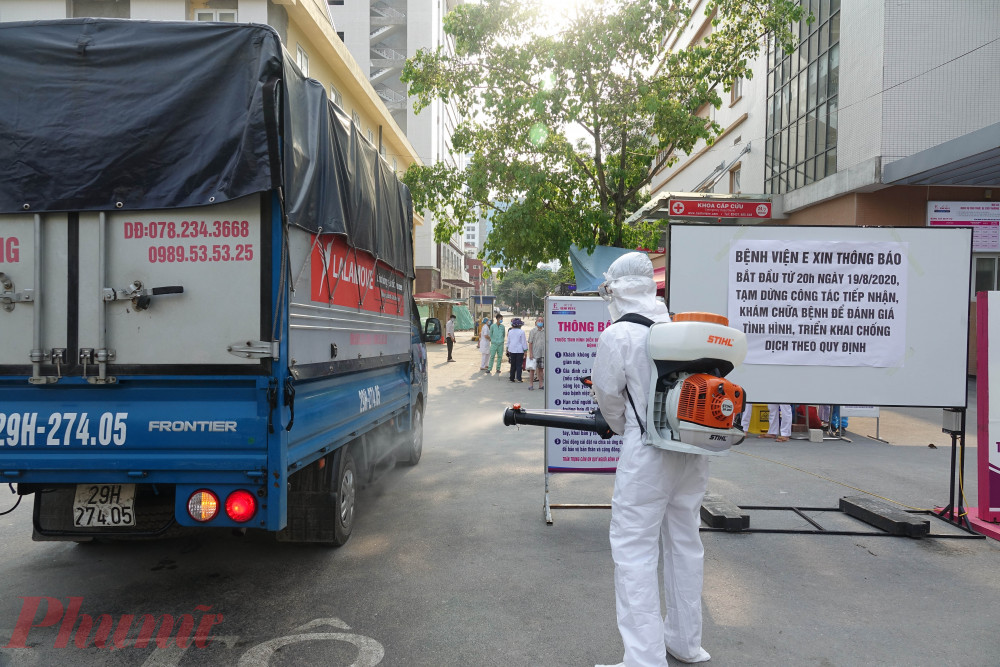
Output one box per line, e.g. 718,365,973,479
667,646,711,663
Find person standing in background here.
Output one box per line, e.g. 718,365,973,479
506,318,527,383
762,404,792,442
479,317,492,371
445,314,456,362
527,317,545,391
740,404,755,433
487,314,506,375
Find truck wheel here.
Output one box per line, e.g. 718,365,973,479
333,450,357,546
402,402,423,466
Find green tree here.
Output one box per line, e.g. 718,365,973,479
553,262,576,291
494,267,556,313
402,0,804,271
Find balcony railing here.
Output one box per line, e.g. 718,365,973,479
371,2,405,25
374,84,407,110
371,46,406,61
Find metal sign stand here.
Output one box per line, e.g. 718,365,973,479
935,407,977,533
543,476,611,524
543,422,611,524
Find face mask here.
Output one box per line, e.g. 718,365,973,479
536,322,543,328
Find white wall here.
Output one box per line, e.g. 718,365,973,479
0,0,65,21
414,216,436,266
837,0,883,172
328,1,370,72
406,0,436,167
0,0,245,22
881,0,1000,165
650,36,770,196
131,0,184,20
238,0,268,25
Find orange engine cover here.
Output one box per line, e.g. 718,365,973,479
676,374,745,429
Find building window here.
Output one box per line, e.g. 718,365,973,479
731,77,743,105
367,128,375,143
764,2,840,195
352,110,361,127
195,9,236,22
392,157,398,172
337,31,345,41
329,84,343,107
729,164,742,194
72,0,130,17
296,45,309,77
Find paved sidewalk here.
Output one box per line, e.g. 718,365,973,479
429,330,999,667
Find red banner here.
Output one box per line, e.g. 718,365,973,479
669,198,771,218
310,235,405,315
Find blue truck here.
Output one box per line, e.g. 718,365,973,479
0,20,440,545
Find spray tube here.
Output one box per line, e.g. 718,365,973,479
503,404,616,439
503,375,615,439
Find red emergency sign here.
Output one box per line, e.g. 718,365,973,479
669,198,771,218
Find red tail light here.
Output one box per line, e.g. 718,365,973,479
225,490,257,523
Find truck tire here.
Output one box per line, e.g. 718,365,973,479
402,402,423,466
333,450,357,546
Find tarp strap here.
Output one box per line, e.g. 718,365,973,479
267,75,290,344
294,227,324,295
327,243,350,307
363,256,381,312
272,223,291,345
262,76,283,189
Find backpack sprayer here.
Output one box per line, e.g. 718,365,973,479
503,312,749,456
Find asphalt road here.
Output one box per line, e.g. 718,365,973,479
1,331,998,666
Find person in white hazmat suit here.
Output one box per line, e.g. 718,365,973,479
591,252,712,667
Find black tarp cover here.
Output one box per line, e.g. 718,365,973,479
0,19,414,277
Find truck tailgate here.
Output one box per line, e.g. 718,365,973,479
0,378,268,486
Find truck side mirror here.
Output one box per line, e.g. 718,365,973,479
422,318,442,343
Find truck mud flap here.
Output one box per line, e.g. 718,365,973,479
277,450,337,544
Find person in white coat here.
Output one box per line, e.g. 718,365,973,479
478,317,491,370
591,252,712,667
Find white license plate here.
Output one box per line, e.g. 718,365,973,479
73,484,136,527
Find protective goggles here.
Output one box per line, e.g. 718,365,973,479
597,280,613,301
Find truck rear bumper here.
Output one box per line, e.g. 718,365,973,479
1,453,266,485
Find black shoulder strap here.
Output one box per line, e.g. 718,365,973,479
616,313,655,327
614,313,654,435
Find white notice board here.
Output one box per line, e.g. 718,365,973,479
545,296,622,473
668,225,972,407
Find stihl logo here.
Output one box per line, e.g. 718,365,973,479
709,434,727,441
707,335,733,346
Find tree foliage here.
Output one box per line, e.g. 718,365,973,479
493,267,562,313
402,0,804,270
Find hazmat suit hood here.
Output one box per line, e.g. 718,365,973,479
601,252,670,321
